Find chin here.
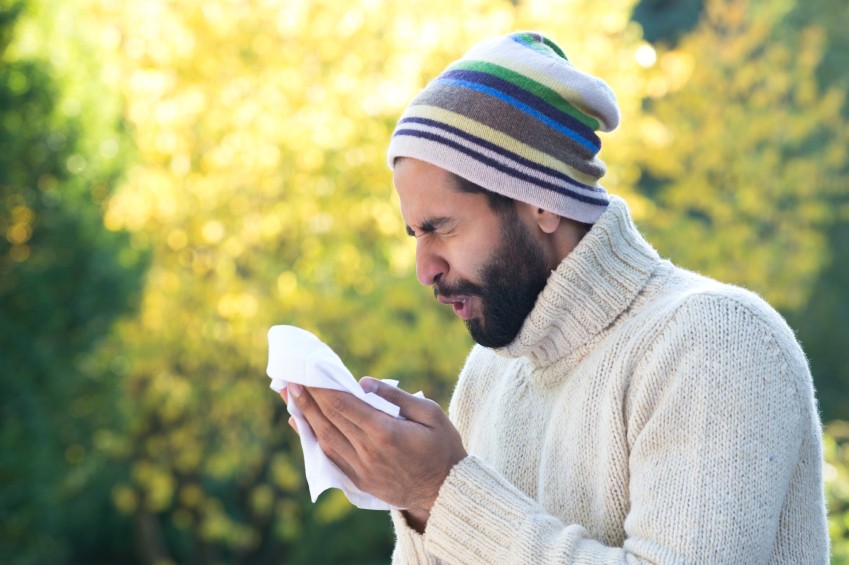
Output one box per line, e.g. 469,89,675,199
465,320,520,349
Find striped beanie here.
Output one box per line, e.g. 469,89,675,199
386,31,620,224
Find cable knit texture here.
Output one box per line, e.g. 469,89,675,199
390,196,828,564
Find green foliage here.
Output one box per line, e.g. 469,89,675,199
1,0,847,562
789,218,849,420
630,0,849,423
826,422,849,563
78,0,651,561
782,0,849,422
632,0,704,44
0,1,146,561
786,0,849,115
632,0,849,313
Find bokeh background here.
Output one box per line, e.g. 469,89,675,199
1,0,848,562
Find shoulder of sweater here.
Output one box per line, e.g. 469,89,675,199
623,270,818,433
668,267,800,344
647,266,810,382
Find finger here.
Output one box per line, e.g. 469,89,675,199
360,377,439,423
307,386,415,463
288,415,299,435
293,387,360,461
281,388,289,405
307,386,384,437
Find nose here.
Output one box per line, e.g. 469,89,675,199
415,240,447,286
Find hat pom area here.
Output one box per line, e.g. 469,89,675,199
387,31,620,224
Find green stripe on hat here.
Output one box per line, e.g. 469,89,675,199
449,60,601,131
512,31,569,62
387,31,620,224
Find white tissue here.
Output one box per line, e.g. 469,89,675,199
266,325,412,510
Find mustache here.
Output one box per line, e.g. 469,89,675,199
433,279,484,300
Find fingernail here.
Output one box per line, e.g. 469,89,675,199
360,377,378,393
289,383,302,398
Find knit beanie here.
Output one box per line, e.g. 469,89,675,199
386,31,620,224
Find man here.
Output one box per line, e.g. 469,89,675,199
282,31,829,563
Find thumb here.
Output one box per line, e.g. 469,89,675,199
360,377,438,423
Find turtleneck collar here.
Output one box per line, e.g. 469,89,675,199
497,195,663,369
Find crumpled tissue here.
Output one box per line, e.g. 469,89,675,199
267,324,417,510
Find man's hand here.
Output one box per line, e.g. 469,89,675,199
281,377,467,528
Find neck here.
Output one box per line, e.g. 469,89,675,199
549,218,591,267
499,196,664,370
514,202,592,270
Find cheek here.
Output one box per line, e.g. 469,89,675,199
452,242,494,280
444,215,505,281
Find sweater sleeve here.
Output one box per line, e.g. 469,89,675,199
402,294,826,564
389,347,488,565
390,510,440,564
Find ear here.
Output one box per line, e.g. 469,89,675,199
515,202,561,234
532,206,561,234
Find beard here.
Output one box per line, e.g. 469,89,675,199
434,210,552,348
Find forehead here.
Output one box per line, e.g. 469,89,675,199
393,158,489,223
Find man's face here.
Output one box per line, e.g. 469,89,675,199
394,158,551,348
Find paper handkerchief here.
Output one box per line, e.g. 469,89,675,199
266,325,412,511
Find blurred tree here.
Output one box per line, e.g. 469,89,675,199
782,0,849,421
826,421,849,564
786,0,849,114
633,0,849,428
632,0,849,427
0,0,147,562
632,0,703,44
90,0,651,561
632,0,848,313
6,0,845,561
789,217,849,421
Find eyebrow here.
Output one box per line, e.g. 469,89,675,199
406,216,453,237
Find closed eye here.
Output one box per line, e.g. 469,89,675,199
406,216,453,238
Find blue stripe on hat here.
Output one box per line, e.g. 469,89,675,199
434,77,600,154
441,69,600,148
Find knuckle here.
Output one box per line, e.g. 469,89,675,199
360,446,385,471
317,425,336,446
371,425,395,445
421,398,443,419
383,387,402,404
424,398,441,411
325,394,347,420
359,452,379,474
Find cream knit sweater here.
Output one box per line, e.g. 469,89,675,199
390,196,828,564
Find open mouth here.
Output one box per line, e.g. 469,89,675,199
437,294,473,320
452,299,466,314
